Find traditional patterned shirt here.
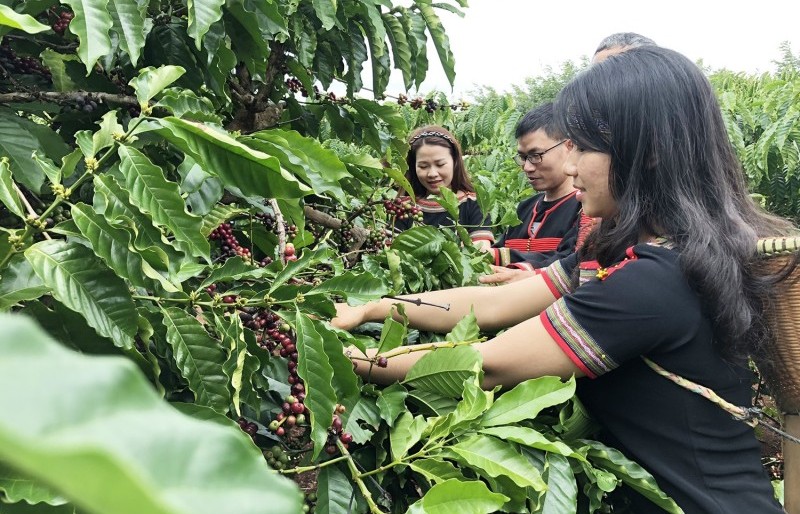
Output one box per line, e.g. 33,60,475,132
394,191,494,244
491,191,587,270
537,243,783,513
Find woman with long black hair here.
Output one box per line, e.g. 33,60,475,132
334,46,794,512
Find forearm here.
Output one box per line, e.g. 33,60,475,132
359,275,556,333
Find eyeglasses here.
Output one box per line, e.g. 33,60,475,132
513,139,568,166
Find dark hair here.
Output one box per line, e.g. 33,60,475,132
514,102,565,140
405,125,473,197
554,46,796,361
594,32,656,55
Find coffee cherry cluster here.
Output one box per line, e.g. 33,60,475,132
237,416,259,441
325,404,353,456
285,77,320,98
256,212,298,239
364,227,393,252
61,94,99,114
262,446,291,471
238,306,282,338
51,9,74,35
383,198,423,222
0,44,50,79
209,222,252,261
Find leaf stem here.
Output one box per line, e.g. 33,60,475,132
338,440,386,514
278,455,348,475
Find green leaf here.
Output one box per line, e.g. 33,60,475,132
311,0,337,30
156,88,222,124
186,0,224,49
72,202,179,290
39,49,80,92
316,465,354,514
24,240,138,349
118,145,209,261
148,118,309,199
93,111,124,157
92,174,186,274
377,308,407,355
582,439,683,513
217,314,259,417
0,114,45,192
0,157,24,218
428,378,492,440
31,151,61,186
295,311,337,458
200,203,246,237
391,226,445,261
445,309,479,343
417,1,455,86
307,271,390,304
0,462,67,505
406,388,458,416
343,395,381,444
0,253,49,311
447,435,547,491
162,307,231,414
382,12,413,90
107,0,147,66
406,479,508,514
308,318,361,409
61,0,113,74
481,376,576,427
406,10,428,89
408,459,465,486
268,248,332,293
0,313,301,514
246,129,353,203
376,382,407,424
434,186,459,219
129,65,186,107
0,4,48,33
404,346,481,398
479,426,584,461
390,411,427,461
541,453,578,514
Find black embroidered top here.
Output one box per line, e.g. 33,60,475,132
538,244,782,513
394,192,494,243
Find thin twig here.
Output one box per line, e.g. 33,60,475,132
337,440,385,514
13,183,50,240
0,90,139,107
383,295,450,311
269,198,287,261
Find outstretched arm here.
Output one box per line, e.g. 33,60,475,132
332,274,558,334
348,316,583,389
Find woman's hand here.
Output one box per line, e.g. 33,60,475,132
331,303,367,331
479,265,536,285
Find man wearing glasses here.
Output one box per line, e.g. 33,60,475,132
486,102,589,271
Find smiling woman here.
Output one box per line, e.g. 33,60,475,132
394,125,494,246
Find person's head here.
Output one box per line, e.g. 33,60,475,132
555,45,795,359
513,103,573,200
405,125,472,197
592,32,656,63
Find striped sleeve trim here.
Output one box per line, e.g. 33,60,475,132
490,248,500,266
509,262,535,271
541,260,572,298
498,247,512,266
469,230,495,243
541,300,618,378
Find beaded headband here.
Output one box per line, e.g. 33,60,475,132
409,131,454,146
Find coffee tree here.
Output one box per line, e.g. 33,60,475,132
0,1,680,512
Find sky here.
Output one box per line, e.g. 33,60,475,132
377,0,800,100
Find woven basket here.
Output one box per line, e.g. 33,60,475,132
755,237,800,415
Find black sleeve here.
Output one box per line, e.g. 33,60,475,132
539,248,703,378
